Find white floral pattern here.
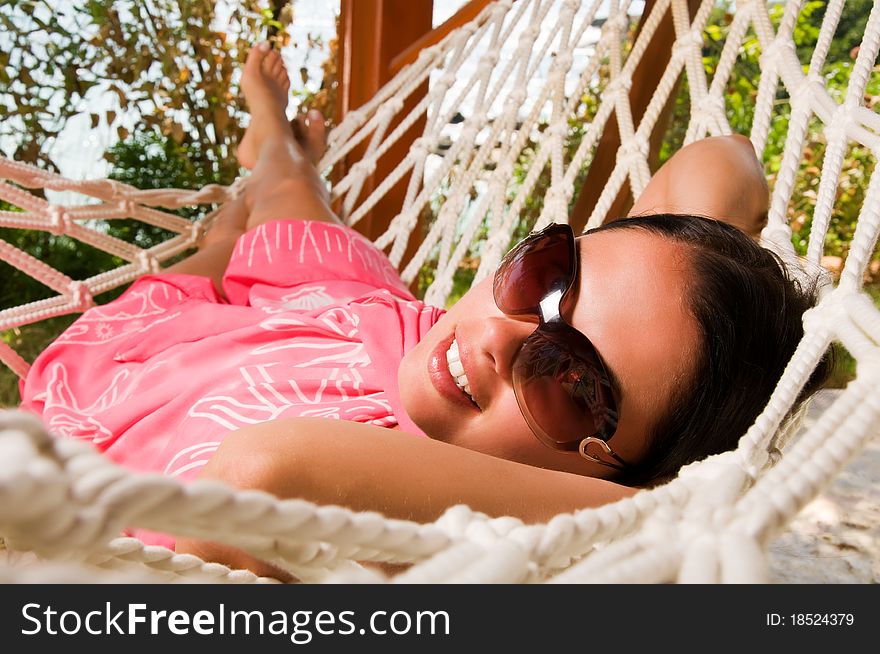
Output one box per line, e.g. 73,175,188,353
20,221,444,518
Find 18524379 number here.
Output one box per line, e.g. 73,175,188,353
766,613,855,626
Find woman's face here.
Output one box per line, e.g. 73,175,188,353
398,228,701,480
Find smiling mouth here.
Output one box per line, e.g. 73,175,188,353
445,338,477,405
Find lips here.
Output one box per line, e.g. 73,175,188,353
428,332,480,411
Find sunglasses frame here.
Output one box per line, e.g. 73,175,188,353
493,223,629,471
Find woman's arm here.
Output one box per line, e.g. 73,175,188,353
629,134,769,238
176,418,636,578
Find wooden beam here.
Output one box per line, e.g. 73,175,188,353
389,0,497,76
336,0,434,244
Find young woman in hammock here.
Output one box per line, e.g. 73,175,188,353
19,44,828,579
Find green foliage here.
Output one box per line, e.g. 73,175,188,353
662,0,879,273
0,0,296,181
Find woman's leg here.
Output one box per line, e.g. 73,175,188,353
161,192,250,295
163,43,337,294
235,42,338,230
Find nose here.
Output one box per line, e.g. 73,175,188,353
472,314,538,382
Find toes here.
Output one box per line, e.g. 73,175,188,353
305,110,327,157
292,110,327,164
290,114,319,163
268,53,290,89
245,41,272,72
264,49,281,70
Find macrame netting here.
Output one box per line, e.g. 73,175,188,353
1,0,878,583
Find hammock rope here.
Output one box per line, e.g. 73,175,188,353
1,0,878,582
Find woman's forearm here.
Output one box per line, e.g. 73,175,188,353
199,417,635,525
175,418,636,578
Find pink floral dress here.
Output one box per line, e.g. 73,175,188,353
19,220,444,548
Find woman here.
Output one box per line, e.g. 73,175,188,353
19,44,829,578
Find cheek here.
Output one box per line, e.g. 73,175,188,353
453,395,542,461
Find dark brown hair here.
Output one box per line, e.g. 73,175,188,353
588,214,832,486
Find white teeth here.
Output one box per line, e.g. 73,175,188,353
446,338,474,402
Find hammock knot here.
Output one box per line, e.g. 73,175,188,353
495,158,515,179
68,281,93,311
544,121,569,140
47,205,72,236
416,45,439,66
760,39,795,71
378,98,404,120
345,108,366,128
119,199,136,216
553,52,573,72
409,137,430,160
801,302,839,337
519,24,540,44
472,110,489,127
137,251,160,275
618,136,649,166
606,11,629,35
673,29,704,57
478,52,499,74
762,223,793,247
350,159,377,179
436,71,456,91
506,88,527,109
695,95,726,120
790,76,820,108
491,1,513,17
823,107,854,144
605,77,632,98
461,123,480,141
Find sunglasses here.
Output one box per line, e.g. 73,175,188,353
492,223,628,471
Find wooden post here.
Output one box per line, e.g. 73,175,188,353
336,0,434,243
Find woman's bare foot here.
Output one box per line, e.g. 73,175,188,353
237,43,327,170
290,109,327,166
237,42,293,170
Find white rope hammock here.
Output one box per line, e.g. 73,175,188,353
1,0,878,583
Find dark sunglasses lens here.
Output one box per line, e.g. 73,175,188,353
494,228,574,314
512,331,618,449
